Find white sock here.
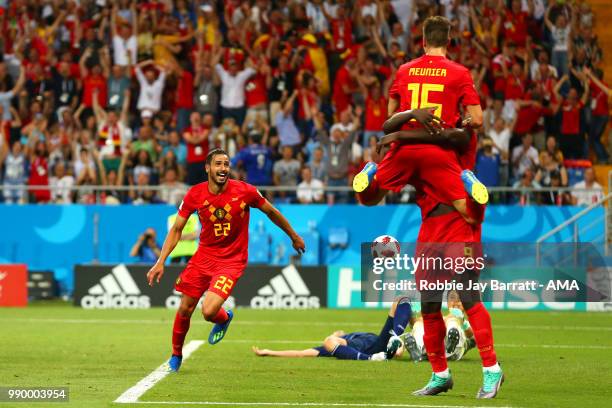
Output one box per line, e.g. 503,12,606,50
483,362,501,373
435,368,450,378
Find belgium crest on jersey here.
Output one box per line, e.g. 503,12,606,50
214,208,227,220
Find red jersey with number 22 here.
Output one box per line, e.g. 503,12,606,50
389,55,480,129
178,179,265,266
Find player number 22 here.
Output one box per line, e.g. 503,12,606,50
407,83,444,118
213,276,234,295
214,222,231,237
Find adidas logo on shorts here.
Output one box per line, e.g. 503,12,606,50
81,264,151,309
250,265,320,309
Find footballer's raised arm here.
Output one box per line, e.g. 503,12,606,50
388,97,400,117
259,200,305,254
383,108,444,136
465,104,484,129
377,128,470,153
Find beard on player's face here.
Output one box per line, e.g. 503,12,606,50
207,158,230,186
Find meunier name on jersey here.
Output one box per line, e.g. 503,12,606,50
408,68,448,77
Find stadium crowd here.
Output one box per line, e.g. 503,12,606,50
0,0,607,206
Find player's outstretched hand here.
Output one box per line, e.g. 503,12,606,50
410,108,444,136
252,346,269,356
292,235,306,254
146,262,164,286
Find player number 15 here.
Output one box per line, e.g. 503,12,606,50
407,83,444,118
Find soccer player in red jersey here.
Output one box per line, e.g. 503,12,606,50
354,16,502,399
146,148,305,372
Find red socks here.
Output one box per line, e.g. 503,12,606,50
210,308,229,324
357,177,381,205
172,313,191,356
466,302,497,367
422,311,448,372
172,308,228,355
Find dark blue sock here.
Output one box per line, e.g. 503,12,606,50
332,345,371,360
393,300,412,335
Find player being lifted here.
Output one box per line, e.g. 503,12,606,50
147,149,305,372
353,16,503,399
253,298,413,361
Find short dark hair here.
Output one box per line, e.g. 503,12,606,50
206,148,229,165
423,16,451,48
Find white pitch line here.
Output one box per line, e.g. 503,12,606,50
114,340,204,404
226,339,612,350
124,401,518,408
0,318,383,327
4,317,612,332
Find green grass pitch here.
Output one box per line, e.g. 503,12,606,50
1,302,611,408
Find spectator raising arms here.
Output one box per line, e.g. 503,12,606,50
92,89,131,162
0,0,607,205
135,59,167,114
554,74,588,160
214,47,256,126
583,68,611,163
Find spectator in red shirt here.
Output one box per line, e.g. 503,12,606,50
502,0,532,48
492,41,517,99
513,89,551,151
584,68,611,163
554,75,588,159
171,60,195,133
330,5,353,54
79,47,110,111
28,140,51,203
332,53,357,117
358,79,387,146
243,56,272,134
182,112,210,185
503,61,527,102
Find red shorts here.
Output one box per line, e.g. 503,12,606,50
414,211,481,290
174,256,244,300
376,144,465,205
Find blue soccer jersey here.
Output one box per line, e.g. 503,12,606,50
232,145,273,186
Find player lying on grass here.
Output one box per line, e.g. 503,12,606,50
146,148,305,372
403,291,476,363
252,298,413,361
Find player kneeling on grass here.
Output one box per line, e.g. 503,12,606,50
147,149,305,372
403,291,476,362
253,298,413,361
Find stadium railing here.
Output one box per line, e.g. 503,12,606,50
536,171,612,262
0,184,605,206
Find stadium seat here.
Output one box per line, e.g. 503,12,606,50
565,160,592,186
300,227,320,265
328,227,349,249
249,221,271,264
